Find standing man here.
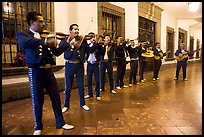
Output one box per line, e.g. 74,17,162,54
16,11,74,135
152,42,165,81
115,36,129,89
174,43,191,81
84,32,101,101
126,40,140,86
60,24,90,113
138,42,147,83
99,34,117,94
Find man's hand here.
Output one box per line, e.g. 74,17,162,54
45,34,58,48
66,34,75,43
69,35,84,50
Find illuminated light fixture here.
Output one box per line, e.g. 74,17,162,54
188,2,200,12
3,2,12,12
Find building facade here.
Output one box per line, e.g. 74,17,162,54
2,2,202,70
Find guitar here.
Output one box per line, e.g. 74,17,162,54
154,51,171,60
141,49,154,58
175,48,202,61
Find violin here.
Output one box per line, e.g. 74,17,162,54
40,30,67,40
40,30,103,41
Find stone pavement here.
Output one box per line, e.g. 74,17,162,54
2,63,202,135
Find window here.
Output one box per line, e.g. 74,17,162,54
178,28,187,49
138,16,155,72
189,36,194,59
138,16,155,48
166,26,175,60
102,11,122,39
97,2,125,40
2,2,54,68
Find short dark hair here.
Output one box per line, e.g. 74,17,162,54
155,42,160,46
104,33,110,37
26,11,42,26
69,24,78,31
88,32,95,35
88,32,95,38
116,35,122,39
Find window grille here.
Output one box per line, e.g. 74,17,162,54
2,2,54,68
98,2,125,41
101,6,123,40
138,16,155,48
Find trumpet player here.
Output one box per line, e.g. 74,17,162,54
126,40,140,86
99,34,117,94
84,32,101,101
115,35,129,89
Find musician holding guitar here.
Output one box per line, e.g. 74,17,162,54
174,43,193,81
152,42,170,81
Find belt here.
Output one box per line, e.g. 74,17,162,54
101,59,109,62
87,61,98,64
131,58,139,61
28,64,52,69
116,57,126,60
65,60,80,64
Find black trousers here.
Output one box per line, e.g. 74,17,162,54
87,63,100,97
116,59,126,87
129,60,139,84
153,59,162,79
100,61,114,92
175,60,187,80
64,62,85,109
139,59,146,81
28,67,65,130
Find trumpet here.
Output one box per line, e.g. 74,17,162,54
139,41,150,45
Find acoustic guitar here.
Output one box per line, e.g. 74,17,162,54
141,49,154,62
154,51,171,60
141,49,154,58
175,48,202,61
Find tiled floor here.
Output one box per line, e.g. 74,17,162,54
2,63,202,135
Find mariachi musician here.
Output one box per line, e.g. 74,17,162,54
174,43,194,81
138,41,152,83
99,34,117,94
16,11,74,135
126,39,140,86
115,35,129,89
152,42,167,81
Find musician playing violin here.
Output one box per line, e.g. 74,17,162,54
59,23,90,113
16,11,74,135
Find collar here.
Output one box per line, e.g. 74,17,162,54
131,45,137,48
29,29,39,35
87,40,91,45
